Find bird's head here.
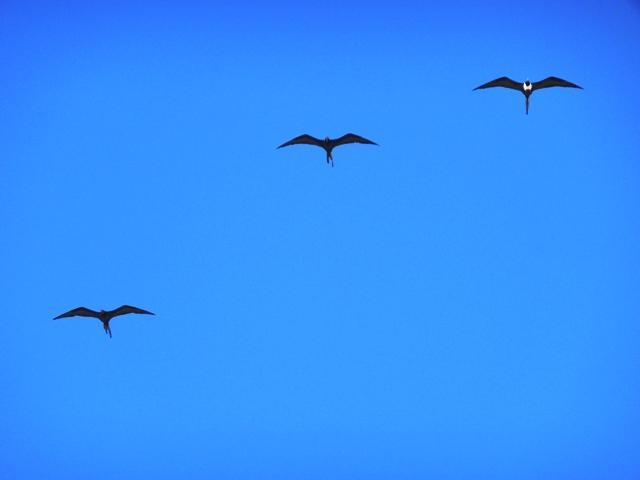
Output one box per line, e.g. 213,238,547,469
524,80,531,87
324,137,330,143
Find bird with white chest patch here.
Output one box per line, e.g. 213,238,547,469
474,76,582,114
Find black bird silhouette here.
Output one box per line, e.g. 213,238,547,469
473,76,582,114
277,133,378,166
53,305,154,338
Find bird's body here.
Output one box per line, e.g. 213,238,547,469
473,76,582,114
277,133,378,166
53,305,154,338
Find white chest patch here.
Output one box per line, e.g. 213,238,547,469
523,82,533,92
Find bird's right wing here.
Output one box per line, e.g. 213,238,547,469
277,134,323,148
473,77,521,91
53,307,99,320
110,305,155,318
332,133,378,147
532,76,582,91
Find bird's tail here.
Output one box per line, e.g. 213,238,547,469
327,151,334,167
525,96,529,115
103,322,112,338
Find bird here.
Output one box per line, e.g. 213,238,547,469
473,76,582,114
277,133,378,166
53,305,154,338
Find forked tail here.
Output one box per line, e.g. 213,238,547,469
525,96,529,115
327,150,334,167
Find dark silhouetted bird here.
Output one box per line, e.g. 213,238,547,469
473,76,582,114
277,133,378,166
53,305,154,338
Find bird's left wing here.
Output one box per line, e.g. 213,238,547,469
532,77,582,91
110,305,155,318
473,77,522,91
332,133,378,147
53,307,99,319
277,134,323,148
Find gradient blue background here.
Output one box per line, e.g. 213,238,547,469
2,1,640,478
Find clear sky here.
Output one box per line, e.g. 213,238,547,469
2,1,640,478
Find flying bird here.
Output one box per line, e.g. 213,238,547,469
277,133,378,166
53,305,154,338
473,76,582,114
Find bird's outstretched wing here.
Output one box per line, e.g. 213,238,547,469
332,133,378,147
532,76,582,91
53,307,100,320
277,134,324,148
109,305,155,318
473,77,522,91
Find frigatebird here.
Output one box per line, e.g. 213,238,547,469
53,305,154,338
473,76,582,114
277,133,378,166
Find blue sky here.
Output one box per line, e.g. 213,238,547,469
2,1,640,478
